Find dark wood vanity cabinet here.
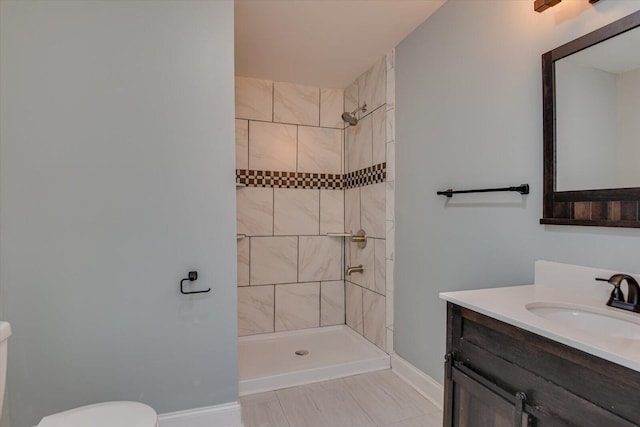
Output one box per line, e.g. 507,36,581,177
444,303,640,427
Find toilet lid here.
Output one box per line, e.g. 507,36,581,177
37,401,158,427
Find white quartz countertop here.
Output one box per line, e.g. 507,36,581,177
440,283,640,372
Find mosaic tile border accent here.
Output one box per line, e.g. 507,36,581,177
236,169,342,189
344,163,386,190
236,163,386,190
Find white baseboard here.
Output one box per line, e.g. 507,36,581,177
158,401,243,427
391,353,443,410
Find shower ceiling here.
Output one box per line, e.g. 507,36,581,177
235,0,447,89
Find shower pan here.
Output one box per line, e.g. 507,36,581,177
238,325,389,395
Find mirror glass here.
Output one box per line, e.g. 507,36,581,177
555,27,640,191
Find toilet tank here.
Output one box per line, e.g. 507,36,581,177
0,322,11,420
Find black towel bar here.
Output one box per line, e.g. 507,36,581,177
437,184,529,198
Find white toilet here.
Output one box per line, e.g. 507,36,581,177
0,322,159,427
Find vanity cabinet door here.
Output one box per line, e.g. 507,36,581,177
446,361,532,427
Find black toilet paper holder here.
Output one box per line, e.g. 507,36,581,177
180,271,211,295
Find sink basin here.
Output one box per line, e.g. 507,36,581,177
525,302,640,340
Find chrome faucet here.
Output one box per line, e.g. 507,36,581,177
346,265,363,276
596,274,640,313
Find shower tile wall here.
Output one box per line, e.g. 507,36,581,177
235,77,346,337
235,51,396,353
344,52,395,353
386,50,396,355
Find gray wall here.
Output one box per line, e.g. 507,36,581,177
0,1,237,426
395,0,640,384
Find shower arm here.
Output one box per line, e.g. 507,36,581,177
352,103,367,115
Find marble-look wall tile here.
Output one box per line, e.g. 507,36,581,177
346,113,372,173
234,68,396,336
275,282,320,331
274,82,320,126
238,286,274,336
385,50,395,337
299,236,342,282
358,57,386,114
249,121,297,172
345,237,351,271
345,187,361,234
274,189,319,236
344,81,359,124
320,88,344,129
298,127,342,175
385,259,394,293
320,190,344,235
235,77,273,122
349,240,374,291
373,239,386,295
386,290,393,329
363,289,386,350
237,237,250,286
345,281,363,335
386,108,395,143
236,119,249,170
250,236,298,285
236,187,274,236
345,126,356,173
386,220,395,261
386,62,395,111
372,107,386,166
361,182,385,238
386,181,395,223
386,49,395,71
386,141,395,182
321,281,345,326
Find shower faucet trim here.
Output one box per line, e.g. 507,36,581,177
346,265,364,276
350,229,367,249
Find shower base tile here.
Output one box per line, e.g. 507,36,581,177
238,325,389,396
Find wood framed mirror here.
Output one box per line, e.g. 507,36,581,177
541,10,640,228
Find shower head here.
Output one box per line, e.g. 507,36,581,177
341,111,358,126
341,103,367,126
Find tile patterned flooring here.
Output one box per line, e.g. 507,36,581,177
240,369,443,427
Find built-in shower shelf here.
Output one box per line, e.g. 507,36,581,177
327,230,368,248
236,182,245,188
237,234,246,240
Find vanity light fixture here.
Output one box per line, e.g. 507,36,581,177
534,0,599,13
534,0,561,13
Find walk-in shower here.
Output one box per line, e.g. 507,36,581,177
341,103,367,126
236,52,395,397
